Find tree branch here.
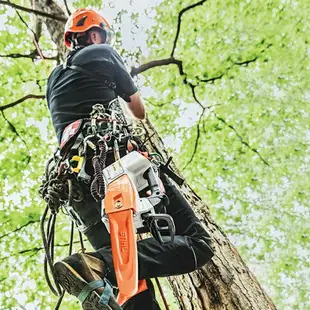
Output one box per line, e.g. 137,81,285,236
235,56,258,66
1,111,30,158
131,57,184,77
14,9,47,59
198,48,272,84
0,94,45,111
0,1,66,22
189,84,205,109
130,40,270,169
0,52,57,60
198,73,224,84
143,97,170,107
0,219,40,240
63,0,71,16
0,52,36,59
171,0,207,58
182,109,205,170
14,7,37,38
214,113,270,166
0,240,87,261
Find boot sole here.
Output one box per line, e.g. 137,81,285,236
54,261,117,310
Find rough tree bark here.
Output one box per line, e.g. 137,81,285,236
6,1,277,309
141,118,276,310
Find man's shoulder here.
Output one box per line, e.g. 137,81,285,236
87,44,115,53
47,64,62,83
75,44,117,62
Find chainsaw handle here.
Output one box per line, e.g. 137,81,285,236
143,167,161,195
143,213,175,245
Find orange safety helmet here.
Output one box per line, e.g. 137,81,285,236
64,9,115,48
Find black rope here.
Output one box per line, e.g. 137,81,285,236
79,230,86,253
55,290,66,310
55,195,77,309
39,157,84,304
69,220,74,256
40,207,62,296
90,138,107,201
39,158,67,214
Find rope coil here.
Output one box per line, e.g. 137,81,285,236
90,138,108,201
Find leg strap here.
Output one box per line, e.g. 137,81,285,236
99,279,113,305
78,279,113,305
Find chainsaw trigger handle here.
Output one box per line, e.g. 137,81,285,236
143,213,176,245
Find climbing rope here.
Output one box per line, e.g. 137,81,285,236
90,138,108,201
39,156,85,308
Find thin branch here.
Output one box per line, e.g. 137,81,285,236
198,73,224,84
14,8,37,39
0,94,45,111
17,303,27,310
131,57,184,77
0,219,40,240
0,246,41,261
189,84,205,109
0,240,87,261
0,52,36,59
131,43,266,88
0,1,66,22
0,53,56,60
144,97,170,107
1,111,30,156
198,50,271,84
183,83,269,167
214,113,270,166
235,56,258,66
171,0,207,58
182,110,205,170
14,9,45,59
63,0,71,16
206,102,224,109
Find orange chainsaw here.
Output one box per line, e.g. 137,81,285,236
101,150,175,305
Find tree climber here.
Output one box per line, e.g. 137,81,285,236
45,8,214,310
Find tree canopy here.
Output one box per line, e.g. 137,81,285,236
0,0,309,309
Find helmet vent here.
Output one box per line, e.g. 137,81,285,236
99,22,106,29
76,16,87,27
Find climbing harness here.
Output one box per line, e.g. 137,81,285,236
40,98,183,309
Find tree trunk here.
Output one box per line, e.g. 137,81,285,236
141,118,276,310
32,2,276,309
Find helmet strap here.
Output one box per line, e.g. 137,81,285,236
72,33,89,47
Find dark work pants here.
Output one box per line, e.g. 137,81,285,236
73,173,214,309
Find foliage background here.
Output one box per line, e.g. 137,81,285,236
0,0,309,309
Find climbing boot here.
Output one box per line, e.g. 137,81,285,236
54,252,121,310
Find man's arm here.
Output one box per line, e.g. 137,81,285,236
128,92,145,120
106,46,145,119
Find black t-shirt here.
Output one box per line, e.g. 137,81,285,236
46,44,137,143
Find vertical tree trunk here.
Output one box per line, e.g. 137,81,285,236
142,118,276,310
